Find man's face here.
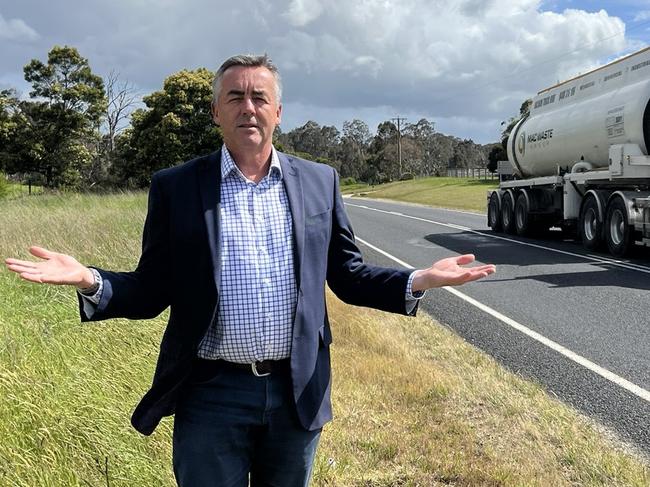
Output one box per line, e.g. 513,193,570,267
212,66,282,156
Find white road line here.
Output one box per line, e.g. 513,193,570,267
347,203,650,275
356,236,650,403
345,195,485,216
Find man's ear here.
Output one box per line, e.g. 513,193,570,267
211,103,220,126
276,103,282,125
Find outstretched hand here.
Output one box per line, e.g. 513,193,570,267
411,254,495,292
4,246,94,288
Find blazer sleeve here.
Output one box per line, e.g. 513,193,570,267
325,168,414,315
79,174,172,322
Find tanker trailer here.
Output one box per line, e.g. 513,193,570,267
487,46,650,257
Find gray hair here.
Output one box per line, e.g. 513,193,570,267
212,54,282,105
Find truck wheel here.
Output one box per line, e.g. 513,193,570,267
515,193,531,236
605,196,633,257
579,195,604,251
501,191,516,234
488,192,502,231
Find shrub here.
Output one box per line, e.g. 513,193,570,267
340,177,357,186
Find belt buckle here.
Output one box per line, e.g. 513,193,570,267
251,362,270,377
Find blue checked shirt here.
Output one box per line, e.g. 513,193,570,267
78,146,424,363
197,147,296,363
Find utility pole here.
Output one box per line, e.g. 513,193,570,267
391,117,407,177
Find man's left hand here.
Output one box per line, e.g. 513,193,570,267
411,254,496,292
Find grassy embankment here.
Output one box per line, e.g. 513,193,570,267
341,176,498,212
0,187,648,486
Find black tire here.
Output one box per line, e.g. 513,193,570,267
501,191,516,234
488,192,502,231
579,194,604,251
514,192,531,236
605,196,633,257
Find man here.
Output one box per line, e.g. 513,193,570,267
5,54,495,486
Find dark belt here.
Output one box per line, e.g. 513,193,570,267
193,358,290,378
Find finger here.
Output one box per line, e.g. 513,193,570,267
455,254,475,265
454,272,486,285
29,246,55,260
6,262,40,274
473,264,496,274
19,272,44,284
5,258,39,267
454,267,494,284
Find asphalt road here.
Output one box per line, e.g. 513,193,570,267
344,196,650,456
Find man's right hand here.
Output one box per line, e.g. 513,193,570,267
5,246,95,289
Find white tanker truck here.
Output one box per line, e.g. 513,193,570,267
488,46,650,257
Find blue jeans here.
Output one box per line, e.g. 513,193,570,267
172,363,321,487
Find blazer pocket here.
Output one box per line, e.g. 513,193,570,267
306,207,331,225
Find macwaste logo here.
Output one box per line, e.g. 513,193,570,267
518,131,526,157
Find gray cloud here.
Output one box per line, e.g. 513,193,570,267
0,13,38,41
0,0,638,143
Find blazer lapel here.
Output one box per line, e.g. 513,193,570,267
279,152,304,288
198,150,222,291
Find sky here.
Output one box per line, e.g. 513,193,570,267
1,0,650,144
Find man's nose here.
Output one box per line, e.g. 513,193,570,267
241,96,255,114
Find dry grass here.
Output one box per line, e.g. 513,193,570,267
314,295,649,486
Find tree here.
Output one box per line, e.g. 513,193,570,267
450,138,485,170
365,121,399,183
18,45,106,187
104,71,140,153
283,120,340,161
79,71,142,187
430,133,455,175
339,119,370,180
487,144,507,173
404,118,436,176
0,89,20,172
114,68,221,187
24,46,105,123
501,99,532,147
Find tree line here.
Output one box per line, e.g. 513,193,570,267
0,46,506,190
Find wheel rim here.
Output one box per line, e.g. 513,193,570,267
609,209,625,246
584,208,597,241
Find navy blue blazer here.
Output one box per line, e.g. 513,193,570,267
79,149,415,435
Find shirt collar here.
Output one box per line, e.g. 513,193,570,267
220,146,283,182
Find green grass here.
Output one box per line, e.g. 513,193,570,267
342,176,498,212
4,182,44,199
1,192,173,486
0,191,648,486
